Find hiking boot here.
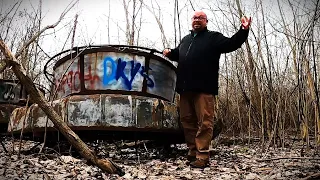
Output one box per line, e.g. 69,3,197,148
187,155,196,162
186,155,196,165
190,159,209,168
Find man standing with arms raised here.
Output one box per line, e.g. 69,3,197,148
163,10,251,168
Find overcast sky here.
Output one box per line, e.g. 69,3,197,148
1,0,191,55
0,0,269,55
0,0,310,59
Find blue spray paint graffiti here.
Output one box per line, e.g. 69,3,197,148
103,57,117,85
102,57,154,90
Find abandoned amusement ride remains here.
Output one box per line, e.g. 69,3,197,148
1,45,222,145
0,45,210,145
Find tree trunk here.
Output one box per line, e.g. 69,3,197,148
0,40,124,175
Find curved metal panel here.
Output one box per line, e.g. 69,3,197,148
53,57,81,98
83,52,146,92
8,94,180,133
147,59,176,101
51,46,177,102
0,80,26,104
0,80,31,132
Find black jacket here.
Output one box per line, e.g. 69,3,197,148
168,27,249,95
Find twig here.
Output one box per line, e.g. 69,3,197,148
138,0,169,48
38,116,49,153
257,157,320,162
9,117,15,155
188,0,195,11
19,142,42,155
301,172,320,180
0,1,21,24
14,0,79,59
69,145,73,156
122,140,151,148
43,173,52,180
233,164,241,173
0,137,8,153
18,95,30,158
143,142,148,153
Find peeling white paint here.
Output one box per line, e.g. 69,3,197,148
34,116,54,128
104,97,132,127
67,98,101,126
8,94,179,133
128,95,132,107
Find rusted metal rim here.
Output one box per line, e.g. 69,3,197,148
53,45,175,71
8,94,181,135
47,45,177,102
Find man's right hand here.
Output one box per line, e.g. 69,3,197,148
163,48,171,57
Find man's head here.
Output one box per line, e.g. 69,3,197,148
191,10,208,32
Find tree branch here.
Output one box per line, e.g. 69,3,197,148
14,0,79,59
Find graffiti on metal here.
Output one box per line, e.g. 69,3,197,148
0,81,26,103
54,57,81,98
53,51,176,101
84,52,150,91
8,94,179,133
146,60,176,101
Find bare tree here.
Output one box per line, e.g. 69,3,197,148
0,1,122,174
138,0,169,48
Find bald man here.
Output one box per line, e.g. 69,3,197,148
163,10,251,168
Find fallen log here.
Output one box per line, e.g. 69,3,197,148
0,40,124,175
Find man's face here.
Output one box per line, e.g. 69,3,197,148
191,11,207,32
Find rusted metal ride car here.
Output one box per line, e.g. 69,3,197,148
8,45,183,142
0,79,28,133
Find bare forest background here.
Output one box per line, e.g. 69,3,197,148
0,0,319,151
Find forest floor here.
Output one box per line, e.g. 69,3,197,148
0,135,319,180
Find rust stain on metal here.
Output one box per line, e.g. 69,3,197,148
103,94,134,127
32,104,54,129
8,94,179,133
7,99,68,133
136,98,153,128
151,99,161,127
67,94,102,127
7,106,31,132
9,46,179,135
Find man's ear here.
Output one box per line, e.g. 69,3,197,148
206,19,208,23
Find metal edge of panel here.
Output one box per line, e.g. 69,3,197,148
52,46,176,72
51,46,177,102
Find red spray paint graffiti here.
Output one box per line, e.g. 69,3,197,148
54,58,81,96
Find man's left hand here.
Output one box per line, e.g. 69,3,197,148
241,16,252,30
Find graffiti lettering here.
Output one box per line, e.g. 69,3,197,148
0,82,22,103
84,65,101,89
55,70,80,93
103,57,117,85
140,66,155,88
54,54,157,98
3,86,15,100
102,57,154,90
54,58,81,96
114,58,141,90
